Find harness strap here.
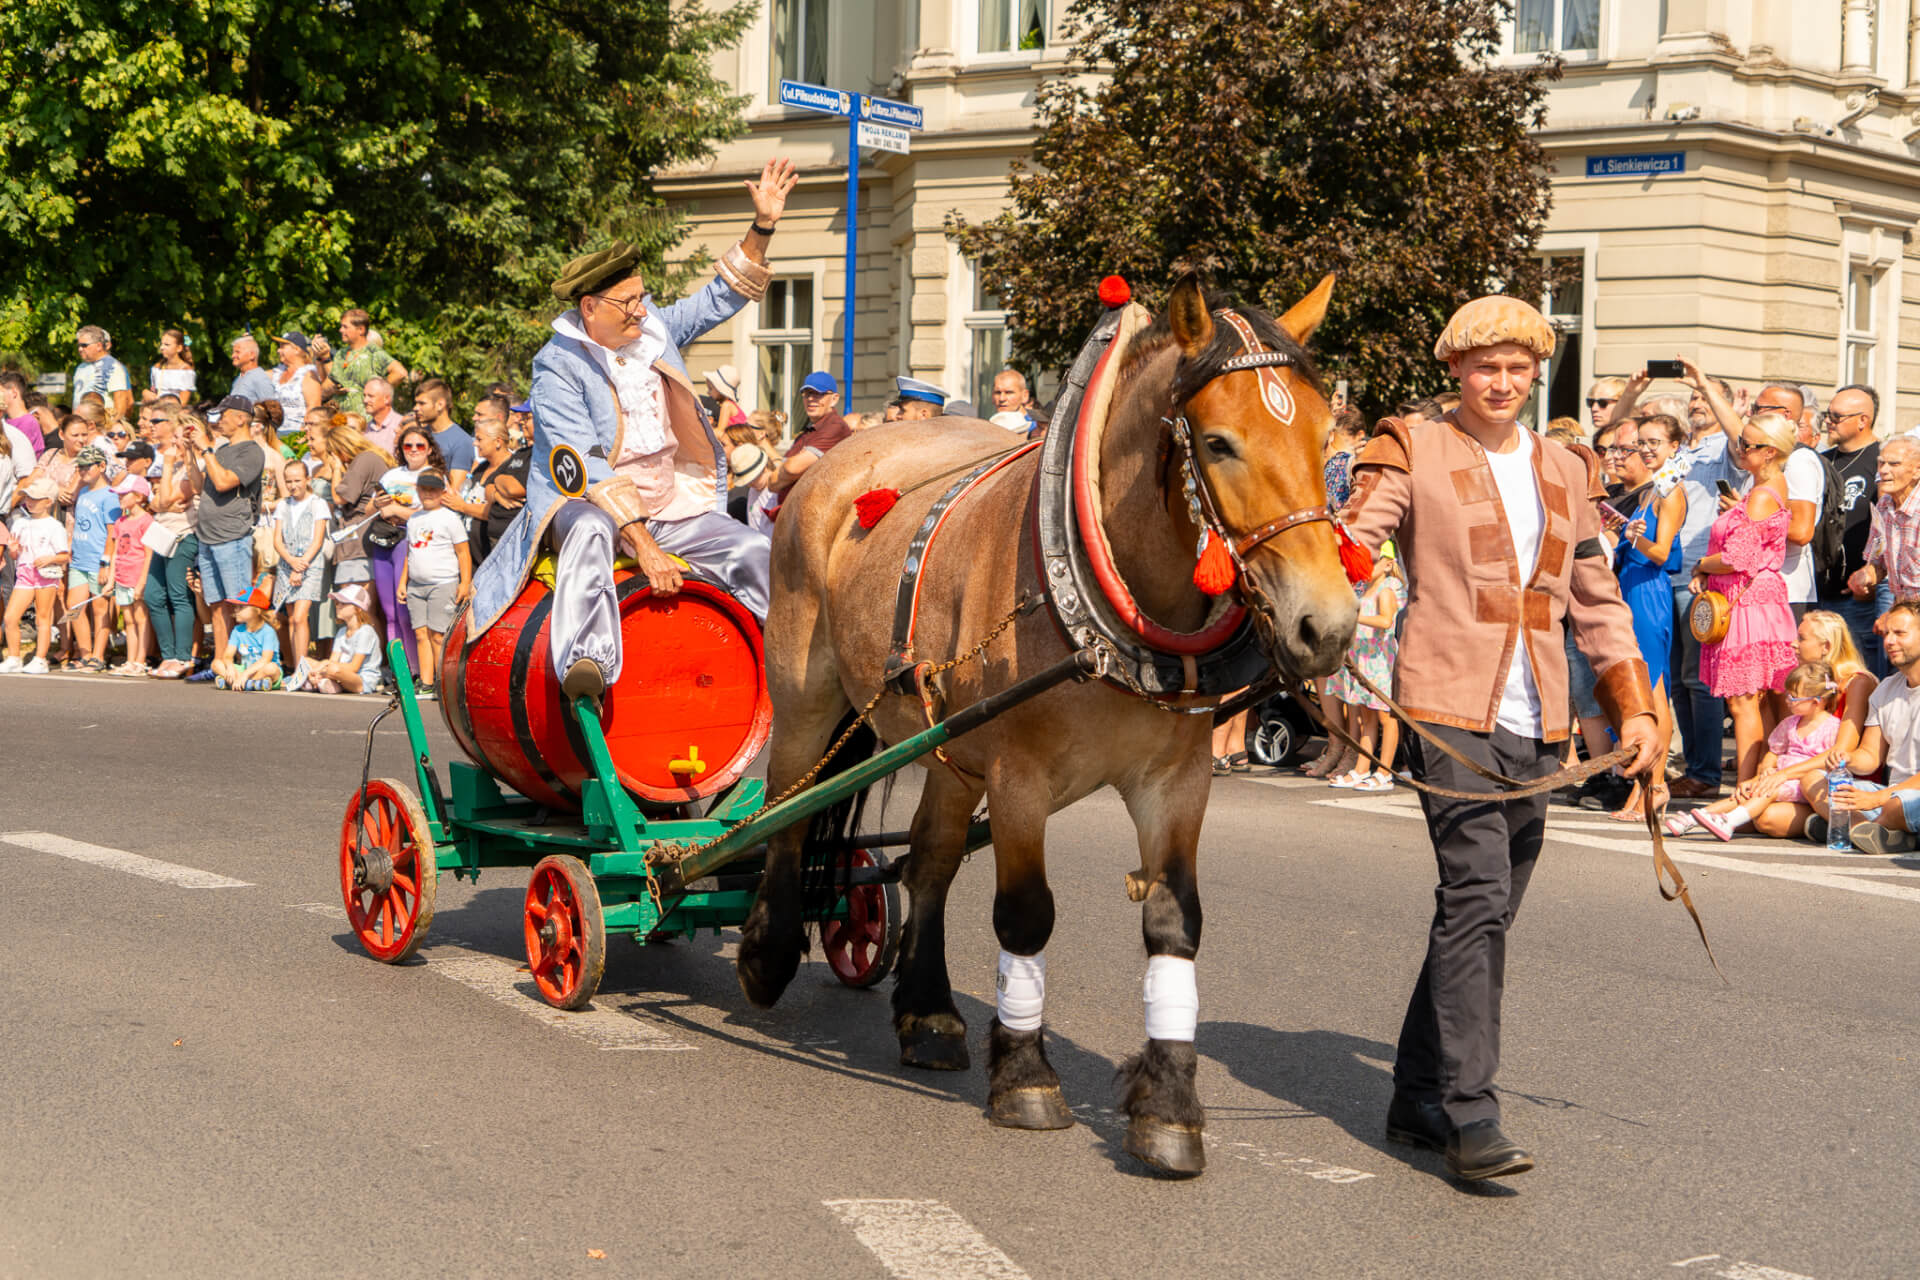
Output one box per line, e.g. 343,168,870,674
885,442,1044,694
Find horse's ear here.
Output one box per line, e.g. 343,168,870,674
1167,275,1214,356
1278,273,1337,345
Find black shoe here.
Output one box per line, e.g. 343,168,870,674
1444,1119,1534,1181
1804,814,1828,846
1384,1092,1451,1152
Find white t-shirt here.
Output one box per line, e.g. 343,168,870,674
14,514,70,584
1,424,33,512
1781,447,1823,603
405,505,468,585
1866,671,1920,780
330,622,384,692
1485,430,1546,738
273,493,332,558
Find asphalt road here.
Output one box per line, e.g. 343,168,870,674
3,673,1917,1280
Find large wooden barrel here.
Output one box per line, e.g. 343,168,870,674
441,572,771,809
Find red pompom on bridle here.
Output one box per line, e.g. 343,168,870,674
1337,525,1373,584
1192,529,1237,595
1098,275,1131,308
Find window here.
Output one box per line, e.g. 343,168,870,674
1845,265,1879,385
979,0,1046,53
1533,254,1587,428
754,277,814,438
1512,0,1598,54
963,269,1009,409
770,0,827,95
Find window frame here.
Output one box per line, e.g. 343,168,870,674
961,0,1050,62
1529,238,1598,431
960,257,1010,410
750,273,822,442
1496,0,1604,65
767,0,831,101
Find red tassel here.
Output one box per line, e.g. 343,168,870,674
854,487,900,529
1193,530,1238,595
1098,275,1132,308
1337,526,1373,584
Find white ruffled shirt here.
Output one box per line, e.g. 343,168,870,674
551,310,703,520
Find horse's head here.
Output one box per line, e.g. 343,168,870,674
1166,274,1358,678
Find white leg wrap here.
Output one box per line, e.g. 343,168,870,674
996,950,1046,1032
1143,955,1198,1042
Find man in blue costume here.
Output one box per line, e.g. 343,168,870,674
468,157,799,704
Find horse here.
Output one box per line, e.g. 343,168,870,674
735,274,1359,1176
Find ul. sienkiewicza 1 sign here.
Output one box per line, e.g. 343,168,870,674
1585,152,1686,179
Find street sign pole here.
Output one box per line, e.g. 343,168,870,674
777,80,921,408
843,101,860,399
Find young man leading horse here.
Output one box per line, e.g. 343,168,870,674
1344,296,1660,1181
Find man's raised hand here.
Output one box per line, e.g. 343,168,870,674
746,157,799,226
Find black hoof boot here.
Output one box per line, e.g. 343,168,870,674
735,904,802,1009
897,1011,970,1070
986,1019,1074,1130
1117,1038,1206,1178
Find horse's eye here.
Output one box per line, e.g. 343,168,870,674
1204,434,1237,461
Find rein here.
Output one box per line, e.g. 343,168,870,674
1290,662,1725,982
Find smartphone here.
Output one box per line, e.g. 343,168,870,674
1597,500,1626,523
1647,359,1685,379
1715,478,1738,501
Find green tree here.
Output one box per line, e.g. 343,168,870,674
952,0,1564,414
0,0,751,400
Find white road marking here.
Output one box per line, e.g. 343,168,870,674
822,1200,1030,1280
1,831,251,889
424,946,694,1051
1309,796,1920,905
1671,1256,1817,1280
288,901,349,917
1066,1102,1373,1185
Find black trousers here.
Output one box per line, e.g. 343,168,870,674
1394,722,1560,1128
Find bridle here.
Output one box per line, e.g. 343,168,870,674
1161,321,1335,584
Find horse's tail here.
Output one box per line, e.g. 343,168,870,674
798,713,885,945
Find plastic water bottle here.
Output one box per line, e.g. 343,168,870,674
1827,761,1854,852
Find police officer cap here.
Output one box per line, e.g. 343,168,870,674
1433,295,1556,362
553,241,643,302
896,376,948,406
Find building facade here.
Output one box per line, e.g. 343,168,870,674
658,1,1920,429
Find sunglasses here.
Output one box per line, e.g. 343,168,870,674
106,431,130,440
401,442,431,451
1585,397,1617,409
1731,437,1772,453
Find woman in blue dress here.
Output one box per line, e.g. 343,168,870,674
1604,413,1689,820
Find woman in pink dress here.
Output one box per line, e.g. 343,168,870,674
1692,411,1798,781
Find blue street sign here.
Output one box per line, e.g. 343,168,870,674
779,79,855,117
775,80,925,397
1585,151,1685,178
859,95,924,131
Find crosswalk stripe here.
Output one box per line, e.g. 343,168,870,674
1,831,252,889
822,1200,1030,1280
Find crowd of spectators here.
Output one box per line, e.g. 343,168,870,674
0,320,1048,703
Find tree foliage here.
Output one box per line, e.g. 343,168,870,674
0,0,751,397
952,0,1564,414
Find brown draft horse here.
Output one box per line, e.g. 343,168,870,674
736,275,1358,1176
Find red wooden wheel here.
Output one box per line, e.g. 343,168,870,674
338,778,439,964
821,849,899,988
524,855,606,1010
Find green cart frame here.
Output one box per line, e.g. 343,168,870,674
338,641,1091,1009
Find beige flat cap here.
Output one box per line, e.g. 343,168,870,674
1433,295,1556,362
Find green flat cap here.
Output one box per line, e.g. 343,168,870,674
552,240,643,302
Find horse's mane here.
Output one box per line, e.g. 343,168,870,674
1116,291,1325,406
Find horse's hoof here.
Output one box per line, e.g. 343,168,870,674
989,1086,1075,1130
735,943,799,1009
1124,1116,1206,1178
899,1027,971,1071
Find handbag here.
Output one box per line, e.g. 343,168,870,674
1689,576,1750,645
364,514,405,550
139,520,182,558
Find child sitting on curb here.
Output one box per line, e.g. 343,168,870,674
213,600,283,690
1664,661,1839,841
287,583,384,694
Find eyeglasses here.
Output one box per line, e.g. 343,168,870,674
585,293,648,323
1585,397,1617,409
1823,410,1865,425
106,431,130,440
401,442,431,452
1601,445,1636,456
1753,402,1795,415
